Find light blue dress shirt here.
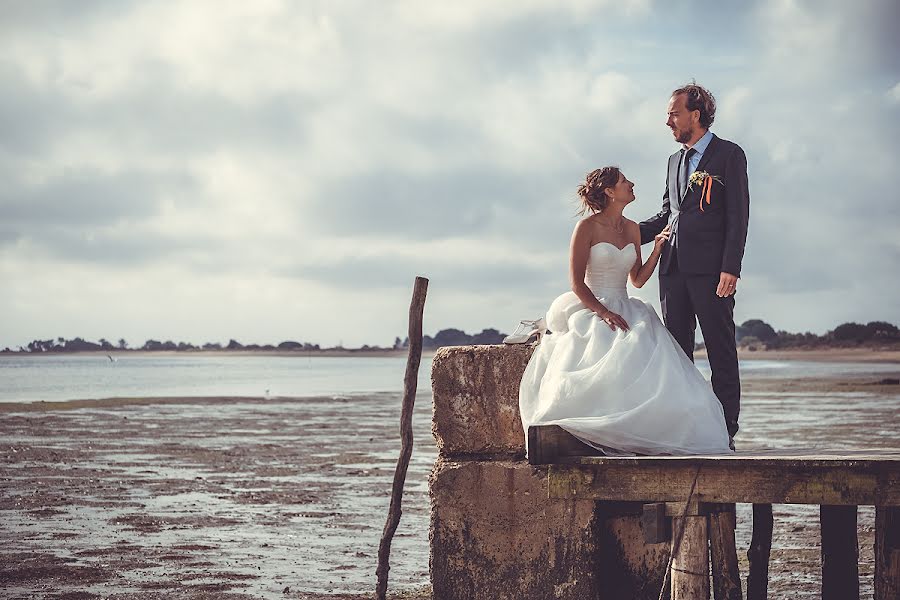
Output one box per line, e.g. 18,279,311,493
684,129,714,184
670,129,715,247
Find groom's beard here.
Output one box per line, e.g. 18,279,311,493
673,128,692,144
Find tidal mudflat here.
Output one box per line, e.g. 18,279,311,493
1,370,898,598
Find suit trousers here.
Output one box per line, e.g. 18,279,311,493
659,252,741,437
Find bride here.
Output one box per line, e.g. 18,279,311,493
517,166,733,456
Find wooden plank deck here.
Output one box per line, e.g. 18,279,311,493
548,458,900,505
530,426,900,506
530,424,900,598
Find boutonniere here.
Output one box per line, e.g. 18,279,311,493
688,171,724,212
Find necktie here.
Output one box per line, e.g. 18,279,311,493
679,147,697,198
672,147,697,250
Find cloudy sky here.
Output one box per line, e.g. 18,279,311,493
2,0,899,349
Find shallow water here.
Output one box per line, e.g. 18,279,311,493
3,353,899,402
0,354,431,402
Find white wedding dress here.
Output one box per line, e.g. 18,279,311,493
519,242,733,456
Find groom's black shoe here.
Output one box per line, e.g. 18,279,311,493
728,436,736,452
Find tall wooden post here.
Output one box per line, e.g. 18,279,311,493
671,516,710,600
821,504,859,600
876,506,900,600
375,276,428,600
746,503,773,600
709,507,742,600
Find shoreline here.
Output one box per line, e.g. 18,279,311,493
0,393,390,413
712,346,900,363
2,371,897,414
0,348,423,358
2,346,899,362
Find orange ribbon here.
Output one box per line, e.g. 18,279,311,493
699,175,713,212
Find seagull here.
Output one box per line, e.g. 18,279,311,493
106,354,117,363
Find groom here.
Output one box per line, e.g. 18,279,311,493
639,82,750,445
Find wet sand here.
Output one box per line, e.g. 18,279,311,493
1,393,436,599
709,347,900,363
1,368,898,598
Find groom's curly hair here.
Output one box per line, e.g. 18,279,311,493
577,166,620,215
673,81,716,129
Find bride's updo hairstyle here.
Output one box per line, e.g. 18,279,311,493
577,166,620,215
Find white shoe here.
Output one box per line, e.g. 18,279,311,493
502,318,547,344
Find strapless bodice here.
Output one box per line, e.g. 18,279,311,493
584,242,635,299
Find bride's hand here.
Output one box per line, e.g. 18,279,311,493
654,225,671,251
598,309,629,331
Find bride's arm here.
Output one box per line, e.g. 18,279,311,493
628,220,670,288
570,221,627,331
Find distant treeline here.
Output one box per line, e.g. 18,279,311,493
4,321,897,354
5,337,324,354
3,328,507,354
732,319,899,350
420,328,505,349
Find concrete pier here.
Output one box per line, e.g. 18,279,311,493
428,344,900,599
429,345,667,600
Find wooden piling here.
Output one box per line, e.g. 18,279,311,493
876,506,900,600
670,516,710,600
709,507,742,600
375,276,428,600
746,503,773,600
820,504,859,600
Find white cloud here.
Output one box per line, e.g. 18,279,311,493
391,0,651,30
888,82,900,105
1,0,898,348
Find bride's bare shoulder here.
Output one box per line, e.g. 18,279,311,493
576,214,601,227
571,215,598,241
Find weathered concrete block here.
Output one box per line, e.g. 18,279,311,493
429,344,669,598
430,458,599,600
431,344,535,458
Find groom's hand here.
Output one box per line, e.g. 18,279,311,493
716,272,738,297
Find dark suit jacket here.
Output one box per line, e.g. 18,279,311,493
639,134,749,277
